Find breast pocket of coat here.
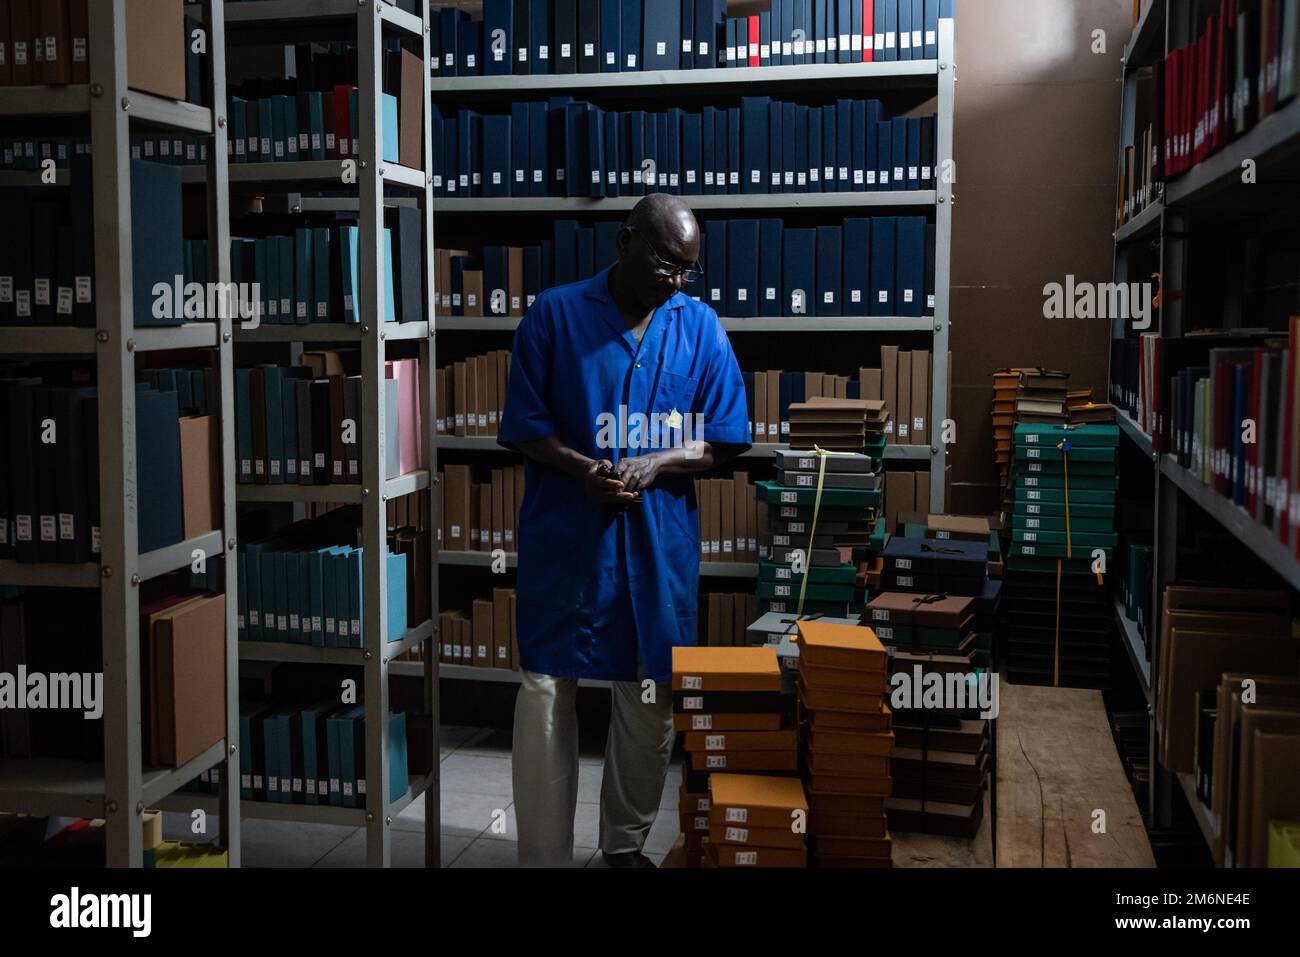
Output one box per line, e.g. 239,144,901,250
649,371,700,449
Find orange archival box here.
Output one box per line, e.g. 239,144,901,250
706,843,808,868
682,729,798,752
796,675,883,713
709,822,806,850
708,772,809,830
689,750,799,772
795,619,889,673
673,712,784,732
671,646,782,692
798,661,889,694
806,728,896,756
800,701,895,733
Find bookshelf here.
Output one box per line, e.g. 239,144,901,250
214,0,441,868
427,21,957,668
0,0,239,867
1108,0,1300,857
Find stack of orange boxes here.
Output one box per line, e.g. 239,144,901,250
705,773,809,869
794,619,894,868
672,646,798,867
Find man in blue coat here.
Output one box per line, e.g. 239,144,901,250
498,194,751,867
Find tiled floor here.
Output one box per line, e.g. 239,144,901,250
167,725,683,868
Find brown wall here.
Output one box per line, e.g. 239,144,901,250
949,0,1130,512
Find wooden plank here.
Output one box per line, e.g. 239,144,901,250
997,683,1155,868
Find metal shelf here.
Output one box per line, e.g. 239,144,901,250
0,169,72,187
140,740,228,807
238,619,433,664
1113,597,1151,702
132,323,221,352
1161,455,1300,593
139,530,225,582
382,162,427,189
0,327,97,355
436,315,937,333
128,91,213,134
1165,95,1300,208
434,435,926,461
1177,771,1219,851
1113,200,1162,245
439,549,515,569
233,321,428,343
223,0,423,36
237,483,363,504
392,660,612,689
431,60,939,96
158,772,433,827
434,191,937,214
0,559,102,589
1116,410,1154,460
1123,0,1166,74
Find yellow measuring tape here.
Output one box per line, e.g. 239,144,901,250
794,446,862,619
1051,427,1077,689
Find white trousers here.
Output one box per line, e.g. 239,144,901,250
512,668,674,867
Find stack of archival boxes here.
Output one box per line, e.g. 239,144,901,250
671,646,803,868
990,369,1024,489
1004,421,1120,689
795,619,894,867
873,519,992,837
754,399,889,621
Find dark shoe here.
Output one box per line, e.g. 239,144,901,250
602,850,657,869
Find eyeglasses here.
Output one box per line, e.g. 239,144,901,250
625,226,703,284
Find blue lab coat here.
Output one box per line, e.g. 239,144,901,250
498,267,751,681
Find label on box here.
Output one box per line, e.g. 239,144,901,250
691,715,713,730
706,755,727,769
898,575,914,588
726,827,750,843
682,675,702,690
735,851,758,866
877,626,894,640
781,491,798,503
705,735,726,751
894,558,912,570
871,609,890,621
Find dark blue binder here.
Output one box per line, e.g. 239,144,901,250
528,102,549,197
822,105,836,190
263,366,286,484
766,101,783,192
898,0,912,60
483,114,511,197
880,0,897,61
643,0,680,69
895,216,924,317
782,101,798,191
666,108,683,194
876,119,892,189
235,369,253,485
712,107,728,194
814,0,827,64
620,0,642,71
601,0,622,71
701,106,716,193
939,0,953,18
553,220,579,287
704,220,727,313
131,160,184,328
642,111,659,190
851,100,867,191
815,225,842,317
618,111,634,193
924,223,936,315
514,0,532,73
783,228,815,316
555,0,578,73
837,0,852,63
777,0,793,65
510,102,529,196
629,110,647,195
681,111,702,195
469,112,483,196
456,109,474,197
604,110,622,197
843,218,871,317
578,0,601,73
912,0,925,60
430,11,443,77
280,375,298,484
906,116,921,190
458,19,482,76
869,216,896,316
758,219,783,317
851,0,864,61
740,97,769,195
680,0,695,69
594,222,621,274
791,0,807,63
136,387,183,553
835,100,852,193
865,99,882,189
442,115,458,196
484,0,513,76
760,10,772,65
807,104,822,192
439,9,463,76
698,0,724,66
891,115,907,192
587,105,606,198
795,106,810,191
522,246,542,308
531,0,552,74
483,246,510,316
727,107,741,194
924,0,939,59
726,219,759,318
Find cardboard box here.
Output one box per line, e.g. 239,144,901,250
503,467,515,551
477,480,491,552
508,248,525,317
796,620,887,672
880,347,899,441
884,471,914,534
485,351,500,434
720,479,735,561
442,464,471,550
492,588,512,667
732,471,749,562
753,372,768,443
914,470,930,513
708,822,805,850
472,599,492,667
911,350,930,446
708,772,808,829
767,369,782,444
674,712,784,732
895,351,912,443
683,729,797,752
491,469,504,552
127,0,185,100
178,414,220,539
150,594,226,767
859,367,882,401
463,270,484,317
671,646,781,692
707,843,806,868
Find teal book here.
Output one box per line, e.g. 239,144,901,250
258,98,274,163
325,710,344,807
294,228,312,324
262,712,281,803
308,548,326,647
276,235,294,324
234,368,253,484
383,227,397,324
312,227,331,322
347,548,363,648
263,233,280,323
280,374,298,483
236,550,247,640
275,710,295,803
257,546,277,642
263,365,286,484
300,700,334,805
388,711,409,802
382,92,399,163
387,549,408,641
281,94,300,162
338,705,366,809
243,542,264,641
307,91,326,161
270,94,287,161
322,548,340,648
340,225,359,323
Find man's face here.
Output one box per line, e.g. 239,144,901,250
616,214,701,315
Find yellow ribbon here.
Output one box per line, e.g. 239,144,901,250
794,446,862,618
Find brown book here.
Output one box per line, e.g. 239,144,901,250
463,358,479,436
795,620,887,671
396,47,423,169
767,369,782,444
718,592,733,646
476,480,491,552
472,599,492,667
895,351,912,443
442,464,471,550
859,368,882,401
508,247,525,317
0,2,12,87
719,478,735,562
451,361,467,435
178,415,219,539
881,346,899,441
151,595,226,767
910,350,929,446
492,588,512,667
463,270,484,317
490,468,504,552
67,0,86,83
37,0,70,84
502,466,515,552
434,366,447,434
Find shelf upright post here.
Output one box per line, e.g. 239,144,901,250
88,0,144,869
929,16,955,512
418,0,443,867
358,0,393,869
202,0,241,866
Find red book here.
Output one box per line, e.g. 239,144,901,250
1212,1,1228,151
1154,334,1164,451
333,84,355,159
863,0,874,62
1184,41,1196,171
749,15,760,67
1248,347,1263,514
1280,333,1293,544
1164,50,1176,175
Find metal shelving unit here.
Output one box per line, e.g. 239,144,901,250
434,191,937,213
210,0,439,867
1108,0,1300,858
437,315,937,333
435,434,931,461
0,0,240,867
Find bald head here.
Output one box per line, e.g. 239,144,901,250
609,193,702,315
625,193,699,258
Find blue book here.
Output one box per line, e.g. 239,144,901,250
527,102,548,197
814,0,827,64
387,549,408,641
458,19,482,76
135,387,183,552
644,0,681,69
594,221,620,275
131,161,184,328
293,227,311,324
905,116,921,190
239,706,258,799
891,115,907,192
441,115,458,196
484,0,513,76
680,0,695,69
726,219,759,318
603,111,621,196
837,0,852,63
654,112,669,191
262,714,281,803
482,113,511,197
322,548,339,647
280,375,298,484
564,101,588,197
895,216,924,317
260,548,279,642
870,216,896,316
541,239,554,289
759,10,772,65
308,548,325,647
347,548,363,649
740,97,769,195
791,0,807,62
807,104,822,192
244,542,265,641
300,701,332,805
576,227,595,280
912,0,925,60
325,709,345,807
939,0,953,18
851,101,867,191
865,100,882,189
924,222,936,315
642,110,658,189
277,710,295,802
727,107,741,194
924,0,939,58
601,0,622,71
298,551,314,646
235,368,253,484
835,99,852,192
237,551,248,641
456,109,474,196
712,107,727,195
666,108,683,194
253,238,269,323
553,220,579,287
522,246,542,308
697,0,722,66
795,106,809,191
778,0,794,65
898,0,912,60
382,227,397,325
312,227,330,323
843,218,871,316
483,246,510,316
469,112,483,196
851,0,864,61
530,0,551,74
509,103,529,197
766,101,783,192
782,228,815,316
704,220,727,313
388,712,409,802
758,219,783,317
681,110,701,195
822,105,836,189
587,106,607,198
876,119,892,189
783,102,799,190
439,8,463,76
701,106,716,193
815,225,842,316
620,0,642,71
880,0,897,61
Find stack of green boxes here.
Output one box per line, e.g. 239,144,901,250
1003,423,1120,689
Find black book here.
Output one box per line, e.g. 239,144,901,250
52,386,96,564
554,0,579,73
30,202,60,327
513,0,532,74
296,378,314,486
578,0,601,73
388,205,424,325
310,379,332,485
344,376,363,483
7,384,39,563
